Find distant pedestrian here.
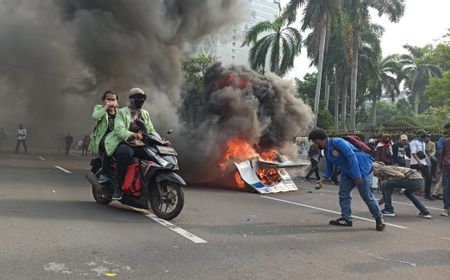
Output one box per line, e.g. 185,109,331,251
15,124,27,154
82,135,90,156
424,134,437,180
0,128,6,150
392,134,409,167
410,130,433,200
308,128,385,231
64,133,74,155
305,144,322,180
439,122,450,217
375,134,394,165
373,162,432,219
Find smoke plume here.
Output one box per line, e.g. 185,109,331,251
180,63,313,182
0,0,241,148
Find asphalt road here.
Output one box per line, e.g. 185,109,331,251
0,151,449,280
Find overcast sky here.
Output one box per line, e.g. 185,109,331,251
279,0,450,79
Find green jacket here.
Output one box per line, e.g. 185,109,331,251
88,105,116,155
104,107,156,156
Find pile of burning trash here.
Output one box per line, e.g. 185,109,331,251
219,138,307,194
180,63,313,193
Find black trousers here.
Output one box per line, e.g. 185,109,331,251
114,144,149,189
411,164,432,197
15,140,27,154
305,159,320,180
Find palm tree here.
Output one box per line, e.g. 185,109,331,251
366,55,403,126
344,0,405,129
284,0,342,127
241,16,302,76
400,44,442,114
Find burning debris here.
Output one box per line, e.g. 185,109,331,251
180,63,313,190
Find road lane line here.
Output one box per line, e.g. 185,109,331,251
38,156,45,161
145,214,208,244
261,196,408,229
54,165,72,174
392,200,443,211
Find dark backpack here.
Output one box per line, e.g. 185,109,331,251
332,135,374,156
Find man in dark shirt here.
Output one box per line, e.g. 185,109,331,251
65,133,74,155
439,122,450,217
392,134,409,167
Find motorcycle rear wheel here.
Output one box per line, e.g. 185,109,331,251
150,181,184,220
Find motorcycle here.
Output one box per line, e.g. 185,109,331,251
85,131,185,220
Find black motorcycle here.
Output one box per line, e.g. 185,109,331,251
85,132,185,220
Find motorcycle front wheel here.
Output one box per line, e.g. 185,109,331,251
150,181,184,220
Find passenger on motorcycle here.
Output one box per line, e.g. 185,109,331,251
89,90,119,184
104,88,156,200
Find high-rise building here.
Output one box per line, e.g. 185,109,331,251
195,0,279,67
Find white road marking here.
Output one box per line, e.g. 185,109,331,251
145,214,208,244
392,200,443,211
365,252,416,267
442,237,450,241
261,196,408,229
38,156,45,161
54,165,72,174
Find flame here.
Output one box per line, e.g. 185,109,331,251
259,149,278,161
256,167,281,185
219,137,281,188
234,171,246,189
219,138,258,170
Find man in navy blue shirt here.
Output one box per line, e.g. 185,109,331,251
308,128,385,231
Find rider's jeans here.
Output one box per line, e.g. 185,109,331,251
339,173,382,221
114,144,149,189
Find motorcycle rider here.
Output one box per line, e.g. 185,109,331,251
89,90,119,183
105,88,156,200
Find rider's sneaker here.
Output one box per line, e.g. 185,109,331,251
112,188,122,200
98,173,110,184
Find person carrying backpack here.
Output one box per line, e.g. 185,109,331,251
308,128,385,231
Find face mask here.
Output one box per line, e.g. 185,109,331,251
130,97,145,109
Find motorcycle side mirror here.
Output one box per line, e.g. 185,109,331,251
167,129,174,135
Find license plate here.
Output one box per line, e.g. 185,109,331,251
156,145,178,155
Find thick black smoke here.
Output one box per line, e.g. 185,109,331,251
0,0,241,148
180,63,313,182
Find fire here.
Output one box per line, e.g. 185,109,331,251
234,171,246,189
219,137,282,188
259,149,278,161
219,138,258,170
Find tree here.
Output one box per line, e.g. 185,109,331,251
400,44,442,114
365,54,403,126
242,16,301,76
284,0,342,126
180,55,217,125
344,0,405,129
425,70,450,122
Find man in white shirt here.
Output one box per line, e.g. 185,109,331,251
15,124,27,155
409,130,433,200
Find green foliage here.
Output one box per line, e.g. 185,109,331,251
317,107,334,130
242,16,302,76
180,55,217,125
182,54,217,82
422,43,450,71
425,70,450,107
373,100,417,127
294,72,317,105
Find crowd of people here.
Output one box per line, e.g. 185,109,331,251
306,123,450,230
